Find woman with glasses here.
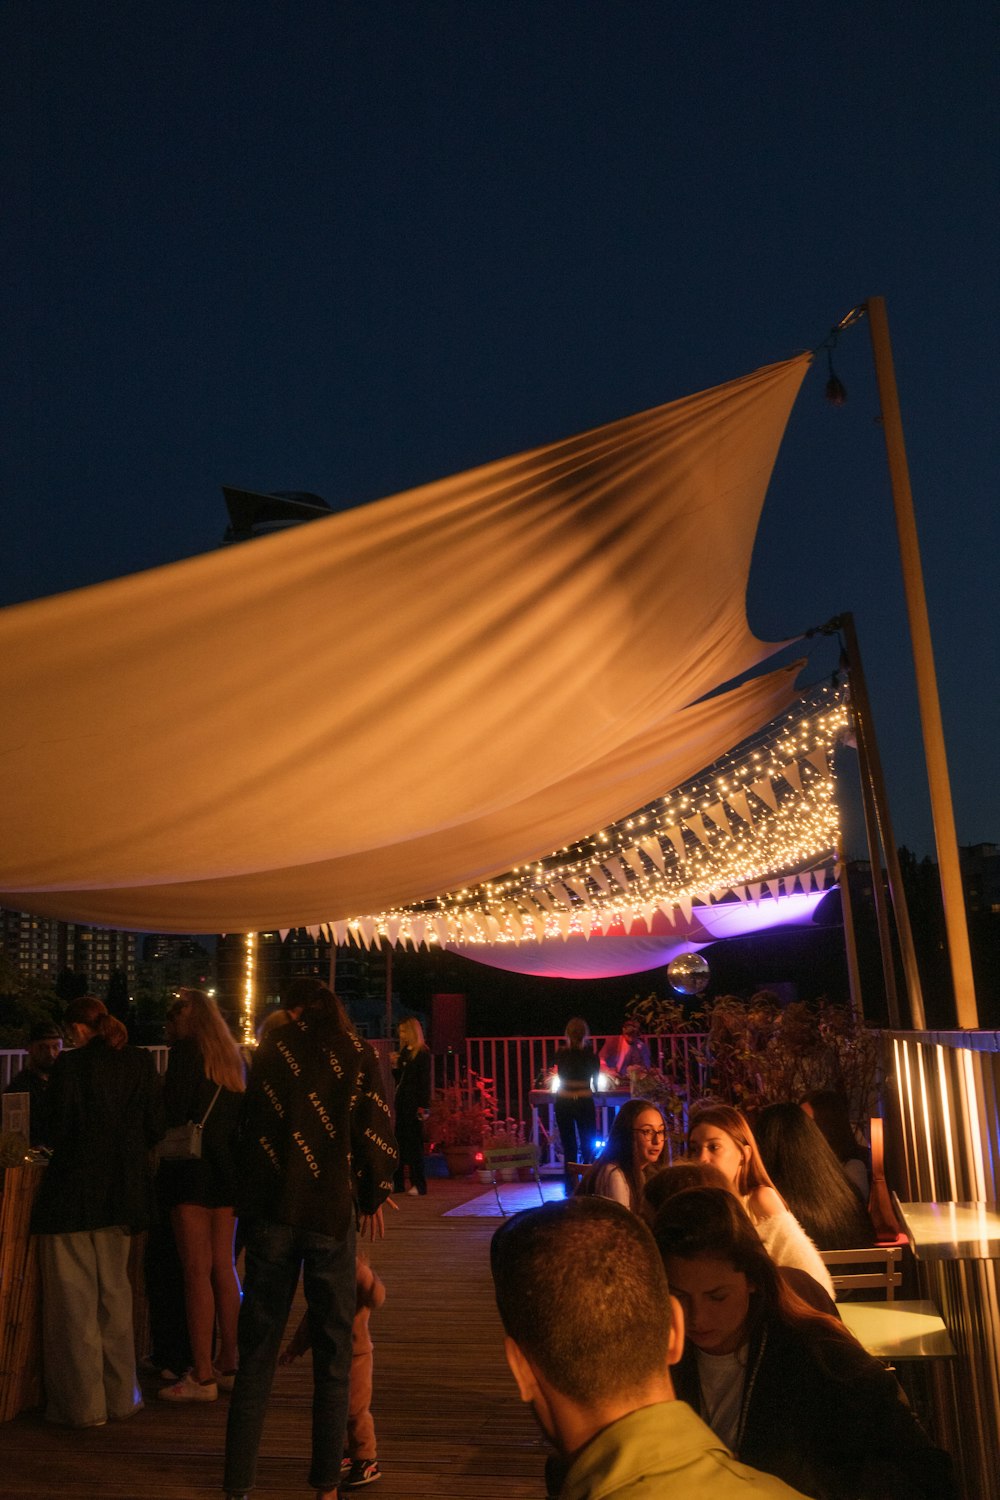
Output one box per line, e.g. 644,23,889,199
579,1098,667,1213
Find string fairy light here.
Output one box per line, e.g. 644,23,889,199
242,931,257,1046
333,683,849,952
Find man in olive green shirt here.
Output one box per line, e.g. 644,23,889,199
491,1197,808,1499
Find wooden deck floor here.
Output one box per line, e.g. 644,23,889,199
0,1179,551,1499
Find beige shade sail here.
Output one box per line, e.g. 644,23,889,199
0,352,810,931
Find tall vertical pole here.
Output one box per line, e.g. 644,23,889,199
839,613,926,1029
384,945,394,1040
865,296,978,1028
835,854,865,1023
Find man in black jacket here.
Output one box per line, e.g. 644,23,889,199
223,984,397,1500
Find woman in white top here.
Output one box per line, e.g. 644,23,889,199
579,1098,666,1213
687,1102,834,1298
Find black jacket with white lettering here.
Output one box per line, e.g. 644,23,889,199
237,1013,398,1237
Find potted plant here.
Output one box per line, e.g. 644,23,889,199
427,1083,493,1177
484,1117,526,1180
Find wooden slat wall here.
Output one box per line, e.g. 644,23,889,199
0,1177,548,1499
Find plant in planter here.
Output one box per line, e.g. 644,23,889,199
427,1081,494,1177
484,1117,527,1179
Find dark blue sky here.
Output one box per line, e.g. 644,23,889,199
5,2,997,859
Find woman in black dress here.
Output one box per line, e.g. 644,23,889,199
553,1016,600,1192
157,988,246,1403
392,1017,432,1196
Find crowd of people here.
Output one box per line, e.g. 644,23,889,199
8,983,398,1500
4,1003,957,1500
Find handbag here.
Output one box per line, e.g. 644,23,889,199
157,1084,222,1161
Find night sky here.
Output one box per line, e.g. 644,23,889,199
5,3,998,864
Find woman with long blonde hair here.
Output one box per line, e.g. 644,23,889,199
158,988,246,1404
687,1102,833,1296
392,1016,431,1196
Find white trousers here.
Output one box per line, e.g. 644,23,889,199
38,1226,140,1426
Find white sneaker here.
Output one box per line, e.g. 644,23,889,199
159,1374,218,1403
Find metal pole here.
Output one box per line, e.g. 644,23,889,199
865,296,978,1028
848,698,903,1031
835,854,866,1024
384,944,393,1040
838,613,926,1028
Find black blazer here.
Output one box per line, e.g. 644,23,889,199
31,1038,164,1235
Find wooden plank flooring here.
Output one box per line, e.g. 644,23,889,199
0,1179,550,1499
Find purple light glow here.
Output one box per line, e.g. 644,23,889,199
447,888,831,979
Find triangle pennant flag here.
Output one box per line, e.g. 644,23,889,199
358,918,377,949
432,916,451,947
486,915,503,941
278,928,290,941
726,788,753,827
640,836,667,872
685,813,713,848
604,856,631,891
751,776,779,812
566,877,591,902
665,826,687,864
704,803,732,837
557,911,574,939
385,916,402,946
623,847,646,880
677,894,694,924
746,883,762,902
410,917,427,948
656,898,676,924
589,864,613,895
805,747,830,777
781,760,803,794
332,921,349,945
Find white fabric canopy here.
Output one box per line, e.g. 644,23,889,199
1,353,810,931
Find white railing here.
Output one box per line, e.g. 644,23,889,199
1,1045,170,1090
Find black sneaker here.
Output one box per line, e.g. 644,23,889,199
342,1458,381,1488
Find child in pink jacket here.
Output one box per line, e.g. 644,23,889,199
280,1255,386,1489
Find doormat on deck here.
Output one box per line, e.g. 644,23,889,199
443,1182,567,1217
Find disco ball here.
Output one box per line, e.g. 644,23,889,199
667,952,710,995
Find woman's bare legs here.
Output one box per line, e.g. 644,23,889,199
172,1204,241,1381
209,1206,241,1373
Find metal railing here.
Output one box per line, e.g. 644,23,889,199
887,1029,1000,1500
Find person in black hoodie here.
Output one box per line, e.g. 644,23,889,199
652,1186,955,1500
32,994,164,1428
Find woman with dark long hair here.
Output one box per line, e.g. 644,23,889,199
687,1102,834,1297
652,1187,954,1500
31,995,164,1428
754,1102,876,1251
579,1098,666,1213
157,988,246,1404
800,1089,871,1203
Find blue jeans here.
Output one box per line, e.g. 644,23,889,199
223,1218,356,1493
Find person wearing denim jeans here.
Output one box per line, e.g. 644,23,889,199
224,1219,357,1495
223,982,397,1500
